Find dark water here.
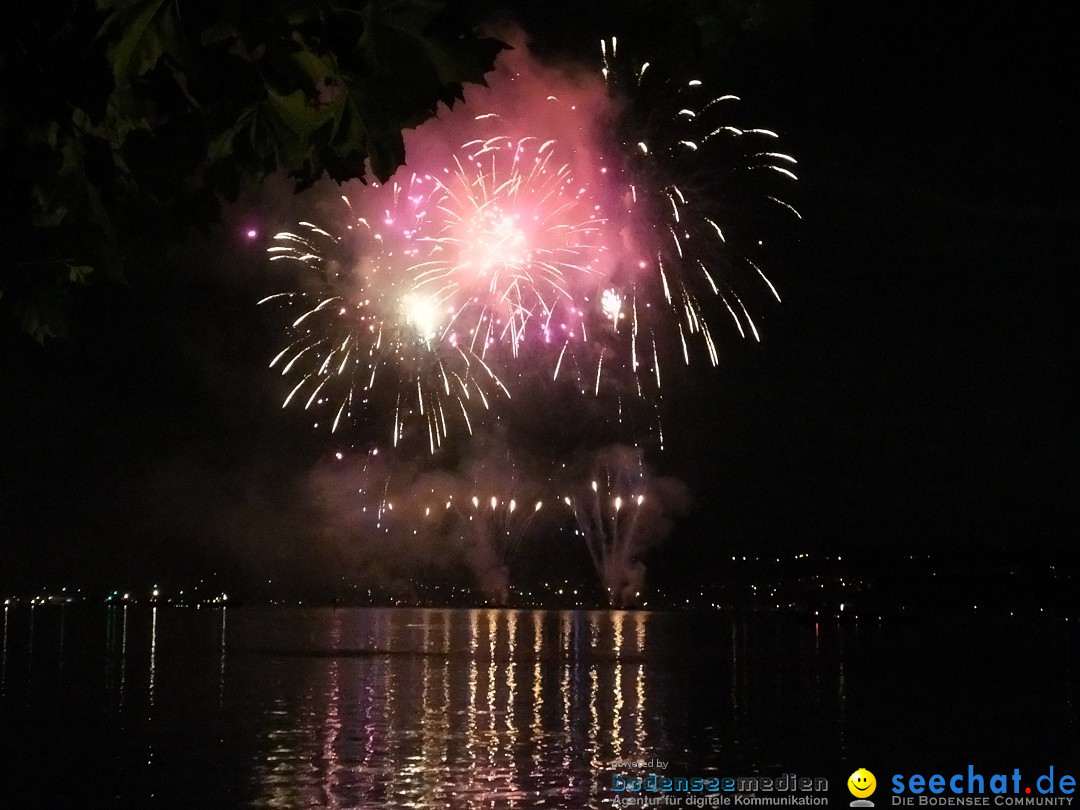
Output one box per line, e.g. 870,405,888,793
1,605,1078,807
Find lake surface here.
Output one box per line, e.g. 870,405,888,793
1,605,1078,807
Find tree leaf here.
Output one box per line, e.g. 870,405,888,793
200,20,239,47
67,264,95,284
208,104,259,163
292,50,337,85
267,88,340,141
100,0,182,83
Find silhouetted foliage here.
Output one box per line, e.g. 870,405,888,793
1,0,504,340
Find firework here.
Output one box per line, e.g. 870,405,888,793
261,181,510,454
456,495,543,553
260,40,795,601
307,447,401,550
414,438,546,604
562,446,653,607
261,132,614,452
411,134,607,358
585,36,799,393
447,493,544,605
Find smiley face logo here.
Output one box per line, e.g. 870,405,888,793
848,769,877,798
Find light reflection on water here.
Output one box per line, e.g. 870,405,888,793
1,605,8,698
0,606,1078,808
243,609,661,809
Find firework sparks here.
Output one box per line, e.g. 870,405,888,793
261,184,510,454
262,132,622,452
412,443,546,605
451,492,545,604
411,136,608,358
590,37,799,394
601,288,624,327
261,39,792,599
562,446,653,607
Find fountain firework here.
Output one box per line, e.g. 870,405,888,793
561,445,683,607
448,493,544,605
413,436,546,604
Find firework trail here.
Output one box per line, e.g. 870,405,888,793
260,180,510,455
262,38,791,600
313,447,398,538
448,493,544,605
577,36,799,396
262,37,796,450
561,445,653,607
262,132,614,453
412,134,608,360
412,437,546,604
307,450,478,590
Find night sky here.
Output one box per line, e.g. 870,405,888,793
1,2,1075,595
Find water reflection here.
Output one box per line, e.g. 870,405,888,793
57,603,65,677
1,606,1077,806
149,605,157,709
2,604,8,697
219,606,228,708
246,609,672,808
104,604,130,709
27,603,34,678
120,604,128,707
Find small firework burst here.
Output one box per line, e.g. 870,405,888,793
261,185,509,455
591,36,799,392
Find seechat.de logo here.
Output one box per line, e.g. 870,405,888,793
849,768,878,808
